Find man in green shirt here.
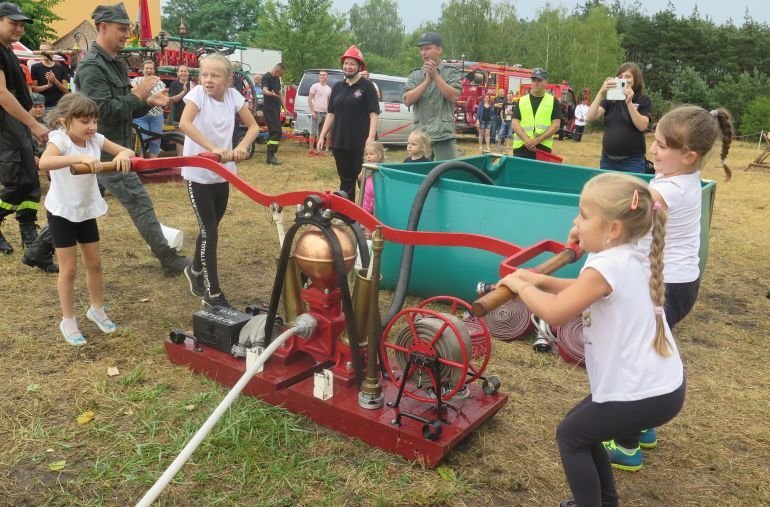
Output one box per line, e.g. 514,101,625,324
403,32,462,161
71,3,187,275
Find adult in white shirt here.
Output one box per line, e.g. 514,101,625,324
573,99,589,142
307,70,331,155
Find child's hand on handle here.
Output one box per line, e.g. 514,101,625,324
212,147,232,163
113,150,132,174
498,270,538,295
231,147,249,162
78,156,103,173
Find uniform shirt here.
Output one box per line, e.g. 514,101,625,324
600,93,652,157
512,94,562,122
638,172,702,283
75,43,152,158
44,129,108,222
403,63,462,142
261,72,282,113
0,44,32,110
581,244,683,403
181,85,245,184
30,61,69,108
327,77,380,152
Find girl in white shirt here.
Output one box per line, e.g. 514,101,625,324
179,54,258,309
498,173,685,507
39,93,133,346
606,105,733,470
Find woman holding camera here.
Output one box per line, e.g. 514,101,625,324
587,62,652,173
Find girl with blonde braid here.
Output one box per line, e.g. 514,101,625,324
498,173,685,507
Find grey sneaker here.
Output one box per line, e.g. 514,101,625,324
184,265,205,297
202,291,233,310
162,254,190,277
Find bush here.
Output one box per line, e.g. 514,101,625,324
740,96,770,137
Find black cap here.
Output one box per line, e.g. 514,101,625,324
0,2,33,23
531,68,548,80
92,3,131,25
416,32,442,47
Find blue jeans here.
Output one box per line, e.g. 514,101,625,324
600,153,646,173
497,120,512,143
490,116,502,141
134,114,165,155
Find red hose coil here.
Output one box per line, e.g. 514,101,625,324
556,316,585,366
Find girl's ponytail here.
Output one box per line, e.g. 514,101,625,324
712,108,733,181
648,203,672,356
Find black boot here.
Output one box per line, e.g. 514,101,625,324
266,149,282,165
21,224,58,273
0,230,12,255
19,221,38,249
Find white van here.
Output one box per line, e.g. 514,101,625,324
294,69,412,145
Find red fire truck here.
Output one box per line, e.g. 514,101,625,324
444,60,589,137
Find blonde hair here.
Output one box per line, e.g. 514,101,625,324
47,93,99,129
656,105,733,181
364,141,385,162
583,172,671,357
408,129,431,157
200,53,233,76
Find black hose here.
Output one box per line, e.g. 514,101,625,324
380,160,495,327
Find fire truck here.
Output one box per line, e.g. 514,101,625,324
444,60,589,137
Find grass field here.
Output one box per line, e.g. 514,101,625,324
1,132,769,506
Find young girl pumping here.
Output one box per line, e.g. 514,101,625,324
39,93,133,346
179,54,259,309
498,173,685,507
360,141,384,215
604,105,733,471
403,129,431,163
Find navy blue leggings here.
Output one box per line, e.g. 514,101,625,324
556,379,686,507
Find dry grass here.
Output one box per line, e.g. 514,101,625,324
1,133,769,506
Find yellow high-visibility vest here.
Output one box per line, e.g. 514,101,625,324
513,93,555,150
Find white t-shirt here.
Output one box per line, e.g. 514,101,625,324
638,172,702,283
309,82,331,113
581,244,683,403
181,85,245,184
574,104,589,126
44,129,108,222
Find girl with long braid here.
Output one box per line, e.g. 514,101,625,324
498,173,685,507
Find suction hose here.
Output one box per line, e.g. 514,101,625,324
381,160,495,327
136,314,317,507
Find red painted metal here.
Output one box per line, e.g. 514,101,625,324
165,336,507,467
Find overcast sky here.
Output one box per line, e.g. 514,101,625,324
332,0,767,32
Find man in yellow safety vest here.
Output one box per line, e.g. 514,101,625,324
511,68,562,159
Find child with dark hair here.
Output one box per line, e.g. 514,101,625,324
39,93,134,345
604,105,733,471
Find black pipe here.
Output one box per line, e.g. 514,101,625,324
380,160,495,327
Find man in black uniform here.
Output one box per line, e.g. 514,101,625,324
0,2,49,254
261,63,285,165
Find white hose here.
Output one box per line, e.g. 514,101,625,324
136,315,316,507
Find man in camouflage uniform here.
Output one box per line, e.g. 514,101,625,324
403,32,462,161
32,3,188,275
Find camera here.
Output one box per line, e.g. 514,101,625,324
606,78,627,101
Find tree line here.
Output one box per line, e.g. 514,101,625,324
21,0,770,134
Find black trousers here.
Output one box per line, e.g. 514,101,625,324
264,109,282,154
557,379,686,507
574,124,586,141
187,181,229,294
332,148,363,202
0,110,40,226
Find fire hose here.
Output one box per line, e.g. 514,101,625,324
135,314,317,507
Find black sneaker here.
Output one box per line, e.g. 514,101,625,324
184,265,205,297
161,254,191,277
202,291,233,310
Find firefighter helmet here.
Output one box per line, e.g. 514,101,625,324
340,45,366,72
